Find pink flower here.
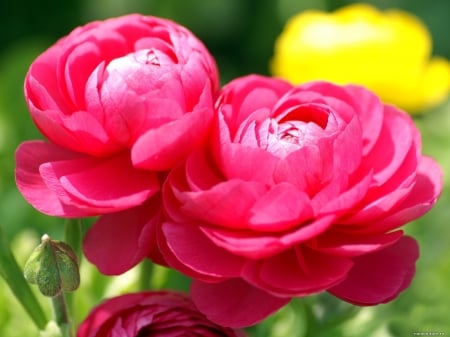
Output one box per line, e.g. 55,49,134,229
159,75,443,327
15,14,218,273
16,13,218,217
77,291,245,337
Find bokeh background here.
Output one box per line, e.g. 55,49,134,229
1,0,449,336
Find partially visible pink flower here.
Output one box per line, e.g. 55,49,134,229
77,291,245,337
158,75,442,327
15,14,219,273
16,13,218,217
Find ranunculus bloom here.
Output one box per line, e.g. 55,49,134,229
15,14,218,272
77,291,245,337
271,4,450,113
159,75,442,327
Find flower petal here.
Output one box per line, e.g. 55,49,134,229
328,235,419,305
248,183,313,231
40,152,159,212
83,198,161,275
159,222,245,282
243,247,353,296
15,141,91,217
190,278,290,328
132,83,214,170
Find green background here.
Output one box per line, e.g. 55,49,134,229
1,1,449,336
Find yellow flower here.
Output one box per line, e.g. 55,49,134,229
271,3,450,113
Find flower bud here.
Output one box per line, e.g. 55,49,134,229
24,234,80,297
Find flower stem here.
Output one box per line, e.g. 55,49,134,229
0,225,47,330
51,293,73,337
139,258,154,290
64,219,82,260
63,219,82,326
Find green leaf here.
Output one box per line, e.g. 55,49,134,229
0,225,47,329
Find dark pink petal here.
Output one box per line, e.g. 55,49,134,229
308,230,404,257
30,108,120,156
243,247,353,296
343,85,384,156
177,180,266,230
347,156,443,235
216,75,291,134
84,197,161,275
40,152,159,212
274,141,334,194
61,110,120,155
159,222,245,282
247,183,313,232
328,236,419,305
15,141,92,217
360,105,416,187
184,149,225,192
77,292,150,336
26,73,70,114
215,136,279,184
132,84,214,170
201,215,335,259
64,41,104,109
313,171,372,216
191,278,290,328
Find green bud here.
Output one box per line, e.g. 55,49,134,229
24,234,80,297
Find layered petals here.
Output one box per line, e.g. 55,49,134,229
77,291,244,336
17,13,219,218
159,75,442,327
16,141,159,217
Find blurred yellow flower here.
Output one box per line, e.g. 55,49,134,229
271,3,450,113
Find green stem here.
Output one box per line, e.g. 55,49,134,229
0,225,47,329
64,219,82,261
64,219,82,327
51,293,72,337
138,259,154,290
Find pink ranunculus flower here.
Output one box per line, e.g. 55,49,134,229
15,14,218,273
159,75,443,327
77,291,245,337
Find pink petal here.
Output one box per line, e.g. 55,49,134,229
159,222,246,282
77,292,150,336
132,88,213,170
248,183,313,231
83,198,161,275
64,41,103,109
201,215,335,259
348,156,443,235
347,136,419,225
184,149,225,192
15,141,92,217
190,278,290,328
360,105,417,187
214,137,279,184
343,84,384,156
40,152,159,211
177,180,266,230
243,247,353,296
30,108,120,156
309,230,404,257
328,236,419,305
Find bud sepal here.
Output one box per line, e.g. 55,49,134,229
24,234,80,297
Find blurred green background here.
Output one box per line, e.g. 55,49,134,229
0,0,449,336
